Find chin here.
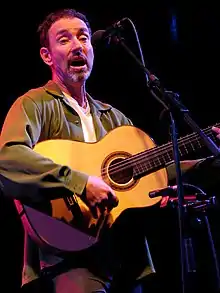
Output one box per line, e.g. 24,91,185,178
70,70,91,83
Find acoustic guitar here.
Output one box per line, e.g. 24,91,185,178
14,123,219,255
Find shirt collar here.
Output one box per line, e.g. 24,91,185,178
43,80,112,113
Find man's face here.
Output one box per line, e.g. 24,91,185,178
43,17,94,84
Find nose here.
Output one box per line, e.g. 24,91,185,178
71,37,83,53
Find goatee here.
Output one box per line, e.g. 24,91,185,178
69,70,91,83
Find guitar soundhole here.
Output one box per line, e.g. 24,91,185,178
109,158,133,184
101,151,138,191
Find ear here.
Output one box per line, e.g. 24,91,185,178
40,47,53,66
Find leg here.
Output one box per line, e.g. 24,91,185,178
53,268,108,293
97,208,155,293
20,268,108,293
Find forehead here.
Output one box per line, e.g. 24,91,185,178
49,17,89,37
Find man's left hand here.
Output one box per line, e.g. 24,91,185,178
212,126,220,142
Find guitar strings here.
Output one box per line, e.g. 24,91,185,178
102,123,219,178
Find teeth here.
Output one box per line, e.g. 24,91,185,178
71,61,85,66
71,64,86,67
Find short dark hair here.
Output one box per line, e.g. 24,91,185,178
37,8,92,48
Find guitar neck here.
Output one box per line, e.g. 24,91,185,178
133,123,219,178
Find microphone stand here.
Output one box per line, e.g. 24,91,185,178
112,34,220,293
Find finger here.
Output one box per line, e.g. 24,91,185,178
107,192,119,208
97,201,108,214
212,126,220,134
90,205,98,219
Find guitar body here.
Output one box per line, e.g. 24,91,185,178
33,125,168,223
15,125,168,254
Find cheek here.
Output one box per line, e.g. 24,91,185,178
87,48,94,65
52,53,67,67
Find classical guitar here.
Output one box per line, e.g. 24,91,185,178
14,123,219,254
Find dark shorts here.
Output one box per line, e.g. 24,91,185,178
20,267,143,293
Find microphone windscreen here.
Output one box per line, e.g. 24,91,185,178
91,30,105,47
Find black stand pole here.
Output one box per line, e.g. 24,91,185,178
202,211,220,292
168,111,188,293
113,34,220,293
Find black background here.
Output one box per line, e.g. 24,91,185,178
1,1,219,292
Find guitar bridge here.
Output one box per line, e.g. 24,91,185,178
63,194,85,224
65,194,77,208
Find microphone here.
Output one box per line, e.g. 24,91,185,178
149,185,178,198
91,18,127,47
149,183,207,200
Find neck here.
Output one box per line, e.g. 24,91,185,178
53,76,87,107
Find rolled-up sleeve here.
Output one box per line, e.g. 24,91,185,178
0,95,88,202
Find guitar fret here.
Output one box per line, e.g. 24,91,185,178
163,151,172,161
191,141,195,151
156,153,170,165
192,139,199,149
157,156,163,165
150,158,157,168
134,163,145,177
197,139,202,148
138,163,145,173
182,143,189,154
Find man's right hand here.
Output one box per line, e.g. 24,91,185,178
83,175,119,218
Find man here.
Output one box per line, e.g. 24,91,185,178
0,8,154,293
0,7,219,293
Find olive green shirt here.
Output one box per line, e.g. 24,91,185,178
1,80,218,287
0,80,154,285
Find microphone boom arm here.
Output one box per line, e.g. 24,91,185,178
114,35,220,156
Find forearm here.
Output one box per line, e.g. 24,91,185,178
181,155,220,193
0,144,88,202
0,94,89,202
166,159,205,182
167,155,220,194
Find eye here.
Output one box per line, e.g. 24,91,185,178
79,35,89,42
59,37,69,44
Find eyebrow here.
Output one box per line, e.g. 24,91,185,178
56,27,90,37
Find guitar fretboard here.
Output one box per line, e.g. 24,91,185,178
133,123,219,177
108,123,219,179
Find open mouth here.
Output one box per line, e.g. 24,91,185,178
69,58,87,70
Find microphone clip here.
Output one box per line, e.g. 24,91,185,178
91,18,128,48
